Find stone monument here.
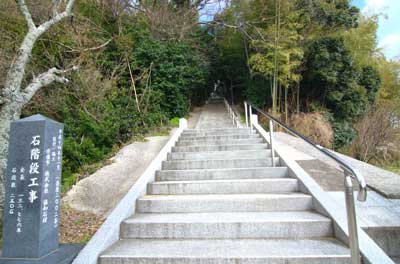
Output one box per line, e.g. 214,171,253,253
1,115,82,264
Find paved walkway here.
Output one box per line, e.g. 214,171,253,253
274,132,400,198
196,102,235,129
274,132,400,261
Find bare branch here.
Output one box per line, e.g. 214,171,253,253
200,21,255,41
126,2,147,13
17,0,36,30
37,0,76,34
68,38,113,53
52,0,62,17
21,66,78,104
39,37,112,54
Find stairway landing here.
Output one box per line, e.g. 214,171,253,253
196,101,236,129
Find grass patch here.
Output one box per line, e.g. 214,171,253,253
384,161,400,175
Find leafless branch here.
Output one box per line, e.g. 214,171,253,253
37,0,75,34
17,0,36,30
52,0,62,17
22,65,78,104
41,38,113,53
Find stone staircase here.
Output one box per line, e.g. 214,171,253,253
98,104,351,263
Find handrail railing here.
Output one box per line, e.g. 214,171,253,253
245,100,367,264
223,98,240,128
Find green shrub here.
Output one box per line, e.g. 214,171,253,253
333,120,357,149
18,1,211,191
169,117,180,127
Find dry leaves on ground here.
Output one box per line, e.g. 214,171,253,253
59,205,104,243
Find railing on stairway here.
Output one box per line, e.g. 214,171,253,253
244,100,367,264
223,98,240,128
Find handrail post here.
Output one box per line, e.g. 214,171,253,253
344,172,361,264
269,120,275,167
231,108,235,125
244,101,249,127
249,106,253,134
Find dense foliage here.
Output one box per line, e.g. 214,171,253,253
0,0,212,188
1,0,399,186
211,0,399,151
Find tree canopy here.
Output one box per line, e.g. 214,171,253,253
0,0,399,190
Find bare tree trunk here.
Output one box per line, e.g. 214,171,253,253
126,57,141,113
0,0,77,213
297,83,300,113
272,0,281,115
0,104,23,211
285,87,288,124
277,82,281,113
230,79,234,105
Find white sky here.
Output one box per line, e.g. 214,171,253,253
354,0,400,60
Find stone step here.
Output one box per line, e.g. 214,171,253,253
172,143,269,153
137,193,313,213
208,98,224,102
197,122,235,128
185,128,251,133
179,134,260,141
121,211,332,239
176,138,264,147
156,167,289,181
162,158,280,170
148,178,298,195
182,130,254,137
99,238,350,264
168,150,272,160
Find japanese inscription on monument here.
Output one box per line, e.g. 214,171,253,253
2,114,64,261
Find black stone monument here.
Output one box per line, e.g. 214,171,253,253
1,115,82,264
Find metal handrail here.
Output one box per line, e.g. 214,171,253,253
223,98,240,128
245,101,367,264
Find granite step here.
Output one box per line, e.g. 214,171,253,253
176,138,264,147
179,134,260,141
121,211,332,239
168,150,272,160
155,167,289,181
184,128,251,133
161,158,280,170
137,193,313,213
99,238,350,264
148,178,298,195
172,143,269,153
182,130,254,137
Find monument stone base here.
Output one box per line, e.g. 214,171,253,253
0,244,83,264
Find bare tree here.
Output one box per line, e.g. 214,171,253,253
129,0,226,41
349,105,399,163
0,0,77,212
